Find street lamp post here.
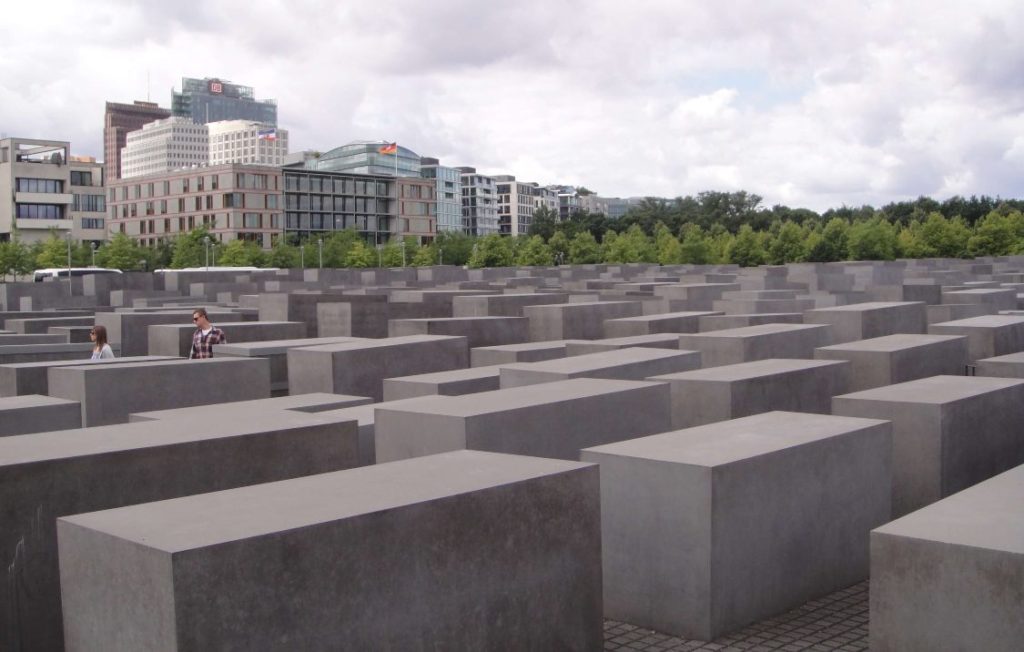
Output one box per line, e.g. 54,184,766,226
318,238,323,269
91,242,97,267
401,239,407,267
66,233,72,296
438,247,443,265
300,243,304,269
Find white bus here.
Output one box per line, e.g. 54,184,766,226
153,267,280,273
33,268,123,282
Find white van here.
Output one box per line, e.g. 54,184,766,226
33,268,124,282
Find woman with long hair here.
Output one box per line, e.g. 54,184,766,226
89,324,114,360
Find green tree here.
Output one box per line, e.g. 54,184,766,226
378,239,405,267
969,211,1016,256
678,224,712,264
905,212,970,258
654,222,682,265
321,229,363,267
514,235,554,266
171,227,214,268
848,218,898,261
343,240,375,268
411,243,439,267
767,221,807,264
547,230,570,265
728,225,766,267
217,239,253,266
568,231,602,264
468,234,514,268
806,218,850,262
528,205,559,241
95,233,146,270
35,232,73,269
268,238,299,268
604,225,655,263
434,231,474,266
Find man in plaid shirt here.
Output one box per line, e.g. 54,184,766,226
189,308,227,359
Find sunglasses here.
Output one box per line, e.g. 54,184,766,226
89,331,96,335
192,317,200,322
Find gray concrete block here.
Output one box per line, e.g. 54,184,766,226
928,315,1024,363
0,342,109,365
215,336,366,394
677,323,833,367
523,301,643,341
941,288,1017,312
287,335,469,401
48,358,272,426
0,333,67,345
0,355,178,397
803,301,927,343
833,375,1024,516
0,394,81,436
375,378,672,462
581,411,891,640
697,312,803,332
47,325,93,343
565,333,682,355
57,451,602,652
96,310,252,356
258,292,352,338
388,316,529,348
926,302,990,324
652,283,741,311
0,411,360,652
869,464,1024,652
975,351,1024,378
650,358,850,428
470,340,584,367
602,311,722,338
815,334,970,391
383,365,502,400
147,320,307,357
5,316,94,334
129,393,373,422
452,292,570,317
499,347,701,388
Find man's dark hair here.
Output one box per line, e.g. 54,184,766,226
193,307,209,319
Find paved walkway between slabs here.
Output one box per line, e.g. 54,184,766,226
604,581,868,652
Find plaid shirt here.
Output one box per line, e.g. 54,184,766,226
190,326,226,359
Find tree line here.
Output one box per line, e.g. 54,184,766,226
3,192,1024,278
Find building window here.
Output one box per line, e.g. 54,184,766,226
70,171,93,187
81,218,104,230
15,178,64,193
15,204,64,219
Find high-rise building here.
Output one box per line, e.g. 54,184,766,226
420,157,462,233
208,121,289,166
0,137,108,244
103,100,172,181
282,166,396,245
172,77,277,125
107,164,283,249
120,117,209,179
458,167,499,236
493,175,536,237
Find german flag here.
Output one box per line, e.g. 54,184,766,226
378,142,397,154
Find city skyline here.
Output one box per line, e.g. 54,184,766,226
1,1,1021,212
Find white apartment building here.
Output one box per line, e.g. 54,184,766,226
120,117,209,179
458,167,499,236
532,184,559,214
208,120,289,166
494,175,536,237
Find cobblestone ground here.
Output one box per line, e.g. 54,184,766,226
604,581,868,652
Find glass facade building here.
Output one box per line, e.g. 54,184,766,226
420,157,463,233
282,167,396,244
313,142,421,177
172,77,277,126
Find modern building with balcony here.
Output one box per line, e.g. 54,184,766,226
458,167,499,236
1,138,75,243
70,156,108,247
172,77,277,126
107,164,283,249
208,120,289,166
103,100,172,181
494,175,536,237
313,142,421,177
120,117,209,179
420,157,462,233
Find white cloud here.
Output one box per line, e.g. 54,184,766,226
0,0,1021,212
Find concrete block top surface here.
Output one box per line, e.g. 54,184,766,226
683,323,828,338
131,393,370,420
0,410,331,467
873,464,1024,554
581,334,682,347
52,357,255,372
977,351,1024,364
805,301,924,313
391,316,525,323
376,378,665,417
216,336,366,356
648,358,846,382
502,347,697,374
608,311,722,323
58,450,594,553
931,315,1024,328
472,340,588,353
583,410,888,467
816,333,964,352
295,334,466,352
0,355,176,370
835,374,1024,405
0,394,79,409
385,365,503,383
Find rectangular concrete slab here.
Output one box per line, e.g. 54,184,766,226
499,347,701,388
375,378,672,462
0,410,360,652
582,411,891,640
147,320,307,357
677,323,832,367
383,365,502,400
129,393,373,422
814,334,969,391
523,301,643,341
0,394,81,436
57,451,602,652
833,374,1024,516
387,316,530,348
564,333,682,355
470,339,585,367
870,465,1024,651
602,311,722,338
928,315,1024,362
0,355,178,397
649,358,851,428
804,301,927,343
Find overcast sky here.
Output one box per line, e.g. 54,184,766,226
1,0,1021,212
